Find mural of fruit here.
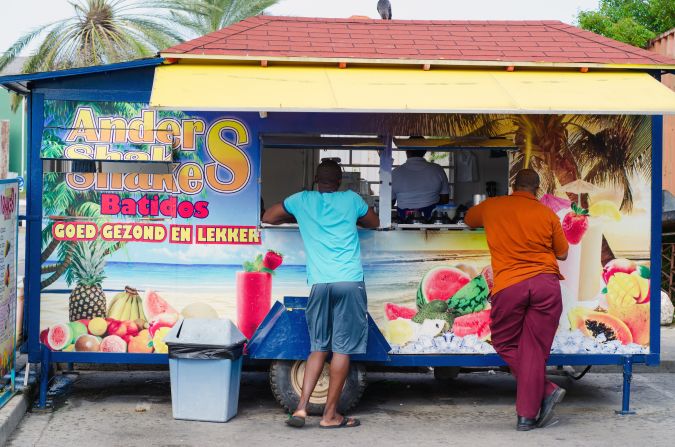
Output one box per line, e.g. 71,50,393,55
149,313,179,337
568,308,633,344
262,250,284,271
39,329,50,347
384,303,417,320
88,317,108,336
385,319,416,345
108,286,147,324
75,334,101,352
448,275,489,316
68,321,88,343
181,302,219,319
602,258,637,284
588,200,621,221
481,265,494,292
63,344,75,352
606,273,650,345
562,203,589,245
107,319,125,338
416,266,471,310
152,326,172,354
453,310,491,340
47,324,72,351
100,335,127,353
454,263,479,279
412,300,453,328
128,329,154,353
68,242,109,321
144,290,178,321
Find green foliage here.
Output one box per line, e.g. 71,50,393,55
578,0,675,47
154,0,279,37
0,0,182,75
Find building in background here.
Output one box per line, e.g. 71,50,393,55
0,57,26,179
648,29,675,195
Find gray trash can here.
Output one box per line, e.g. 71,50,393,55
164,318,247,422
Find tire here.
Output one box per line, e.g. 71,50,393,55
269,360,367,416
433,367,461,380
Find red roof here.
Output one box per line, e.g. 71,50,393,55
163,16,675,67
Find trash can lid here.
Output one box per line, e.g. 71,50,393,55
164,318,247,348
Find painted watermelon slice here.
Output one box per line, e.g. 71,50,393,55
384,303,417,320
416,266,471,310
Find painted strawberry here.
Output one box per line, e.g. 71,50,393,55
263,250,283,271
562,203,589,245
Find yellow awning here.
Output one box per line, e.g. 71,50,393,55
150,64,675,114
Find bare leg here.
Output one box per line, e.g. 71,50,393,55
320,353,351,426
293,351,329,417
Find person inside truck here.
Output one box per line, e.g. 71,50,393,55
262,159,379,429
392,145,450,221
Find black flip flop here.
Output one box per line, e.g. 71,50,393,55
320,417,361,429
285,415,306,428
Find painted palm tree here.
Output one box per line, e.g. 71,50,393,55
159,0,279,37
0,0,182,75
481,114,651,212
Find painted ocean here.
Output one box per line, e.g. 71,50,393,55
40,252,491,328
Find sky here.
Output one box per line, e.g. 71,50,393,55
1,0,600,56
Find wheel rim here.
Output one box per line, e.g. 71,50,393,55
290,360,330,404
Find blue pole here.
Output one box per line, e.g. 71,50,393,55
37,344,50,409
616,355,636,415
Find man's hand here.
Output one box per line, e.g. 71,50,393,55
357,207,379,228
262,203,296,225
556,251,569,261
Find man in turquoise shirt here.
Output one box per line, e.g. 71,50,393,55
263,160,379,429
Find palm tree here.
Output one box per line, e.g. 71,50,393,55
159,0,279,37
0,0,182,75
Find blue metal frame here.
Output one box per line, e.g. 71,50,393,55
0,58,162,94
26,93,43,364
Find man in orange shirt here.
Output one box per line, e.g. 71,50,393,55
465,169,569,431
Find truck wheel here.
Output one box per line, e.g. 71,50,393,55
433,367,461,380
269,360,367,416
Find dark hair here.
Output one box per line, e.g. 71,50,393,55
406,150,427,158
513,169,540,191
316,160,342,189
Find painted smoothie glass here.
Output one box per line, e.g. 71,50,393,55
236,271,272,340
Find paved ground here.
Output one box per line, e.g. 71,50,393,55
8,369,675,447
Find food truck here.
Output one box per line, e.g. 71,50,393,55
2,16,675,414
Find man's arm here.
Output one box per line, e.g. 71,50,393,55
438,194,450,205
357,207,380,229
262,203,296,225
464,202,484,228
552,218,569,261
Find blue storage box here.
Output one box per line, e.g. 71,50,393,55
165,318,247,422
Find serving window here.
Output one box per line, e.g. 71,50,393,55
260,135,515,229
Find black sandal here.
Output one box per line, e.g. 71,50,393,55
320,417,361,429
286,414,306,428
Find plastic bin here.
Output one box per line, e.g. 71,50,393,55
165,318,247,422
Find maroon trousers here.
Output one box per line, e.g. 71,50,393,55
490,273,562,419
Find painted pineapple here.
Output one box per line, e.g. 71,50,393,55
68,242,108,321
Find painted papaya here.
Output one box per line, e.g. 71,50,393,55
568,308,633,345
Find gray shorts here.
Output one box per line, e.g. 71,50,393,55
306,281,368,355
